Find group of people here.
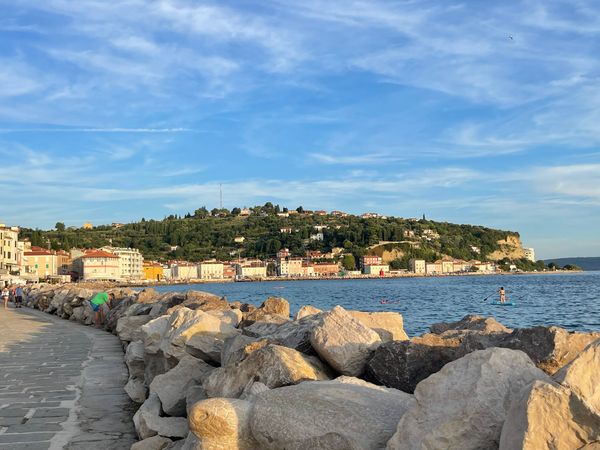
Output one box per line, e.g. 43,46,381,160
2,284,24,309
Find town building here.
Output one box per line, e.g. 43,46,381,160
280,227,293,234
440,260,455,273
361,255,383,268
223,264,237,279
276,212,289,218
234,236,245,243
331,211,349,217
403,230,415,238
198,261,224,279
312,262,340,276
79,250,121,281
235,261,267,279
239,208,251,216
56,250,71,275
425,262,443,275
112,223,125,229
363,264,390,275
315,210,327,216
524,248,535,262
172,263,198,280
102,247,144,280
278,257,304,276
83,222,93,230
277,248,290,259
143,262,164,281
309,232,324,241
24,246,57,279
0,224,19,274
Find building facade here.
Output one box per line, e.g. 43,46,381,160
80,250,121,281
409,259,426,274
524,248,535,262
103,247,144,280
172,264,198,280
235,261,267,279
0,225,19,274
363,264,390,275
24,247,57,279
198,262,224,279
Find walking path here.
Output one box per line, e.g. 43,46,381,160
0,307,136,449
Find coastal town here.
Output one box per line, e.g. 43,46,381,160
0,217,538,285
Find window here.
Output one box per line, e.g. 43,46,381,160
35,264,38,268
46,264,49,268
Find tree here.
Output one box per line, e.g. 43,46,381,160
194,207,209,219
55,222,65,232
231,207,241,216
296,206,304,214
342,254,356,270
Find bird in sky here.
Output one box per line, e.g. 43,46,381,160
508,35,514,41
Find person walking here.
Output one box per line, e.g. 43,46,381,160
14,285,23,308
2,286,9,309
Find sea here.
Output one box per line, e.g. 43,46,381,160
152,272,600,336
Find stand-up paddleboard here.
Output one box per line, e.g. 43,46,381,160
492,302,516,306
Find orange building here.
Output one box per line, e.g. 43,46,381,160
143,263,164,281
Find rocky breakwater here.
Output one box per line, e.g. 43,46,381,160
21,284,600,450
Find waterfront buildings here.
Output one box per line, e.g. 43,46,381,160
198,261,224,279
172,263,198,280
235,261,267,279
143,262,164,281
24,246,57,279
363,264,390,275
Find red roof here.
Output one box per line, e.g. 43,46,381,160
82,250,118,259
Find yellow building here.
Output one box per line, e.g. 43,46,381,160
24,247,58,280
143,263,164,281
83,222,93,230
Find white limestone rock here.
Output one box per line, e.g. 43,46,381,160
348,310,409,342
125,377,148,404
149,356,215,417
203,344,331,398
133,394,189,440
386,347,551,450
142,315,171,354
130,435,173,450
310,305,381,376
294,304,323,320
554,338,600,413
116,315,153,343
250,376,415,450
159,308,238,360
500,380,600,450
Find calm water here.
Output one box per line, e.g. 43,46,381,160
152,272,600,336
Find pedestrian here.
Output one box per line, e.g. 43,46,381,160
88,292,115,327
15,285,23,308
2,286,9,309
499,286,506,304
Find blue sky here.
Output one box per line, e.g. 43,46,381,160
1,0,600,259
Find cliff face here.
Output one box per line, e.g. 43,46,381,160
487,235,525,261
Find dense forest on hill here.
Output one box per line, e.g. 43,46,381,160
19,203,521,269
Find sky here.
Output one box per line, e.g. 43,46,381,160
1,0,599,259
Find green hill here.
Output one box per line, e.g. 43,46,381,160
19,203,523,270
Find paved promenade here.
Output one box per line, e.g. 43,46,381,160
0,307,136,449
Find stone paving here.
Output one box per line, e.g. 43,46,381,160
0,307,136,449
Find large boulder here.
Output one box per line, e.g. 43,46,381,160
125,377,148,404
310,305,381,376
554,338,600,413
500,380,600,450
203,344,332,398
149,292,187,317
260,313,324,354
142,315,171,354
430,314,512,334
241,315,290,337
348,310,409,342
502,326,600,374
116,315,153,343
185,329,240,364
251,376,415,450
159,308,239,360
241,297,290,326
137,288,160,304
149,356,215,417
133,394,189,440
180,290,229,312
125,341,146,379
366,330,501,393
220,335,269,366
386,348,551,450
144,352,179,386
295,304,322,320
188,398,259,450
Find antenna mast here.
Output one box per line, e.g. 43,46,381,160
220,183,223,209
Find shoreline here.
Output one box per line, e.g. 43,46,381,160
117,269,581,289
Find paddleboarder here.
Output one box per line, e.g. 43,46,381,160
499,287,506,304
